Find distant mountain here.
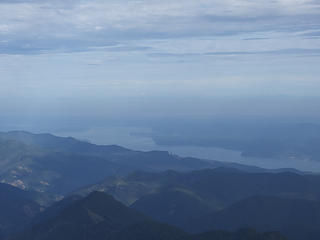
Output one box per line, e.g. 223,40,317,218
71,168,320,239
0,131,274,196
131,189,213,227
109,225,287,240
187,195,320,240
122,170,320,240
0,183,41,240
14,191,186,240
150,120,320,161
75,168,320,209
27,195,82,227
0,131,128,154
186,228,287,240
14,191,287,240
107,221,187,240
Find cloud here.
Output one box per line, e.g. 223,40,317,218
0,0,319,55
206,48,320,56
301,30,320,37
243,37,270,41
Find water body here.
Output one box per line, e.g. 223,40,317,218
56,126,320,172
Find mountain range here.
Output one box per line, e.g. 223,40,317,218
75,168,320,240
0,131,279,196
0,183,41,239
0,131,319,240
12,191,287,240
76,167,320,207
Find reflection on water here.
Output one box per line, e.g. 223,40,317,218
56,126,320,173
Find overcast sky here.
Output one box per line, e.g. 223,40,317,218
0,0,320,130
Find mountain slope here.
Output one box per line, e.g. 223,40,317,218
122,169,320,240
73,168,320,239
0,131,129,156
0,131,270,196
131,189,213,226
76,168,320,209
107,221,187,240
188,195,320,240
186,228,287,240
0,183,41,240
14,191,186,240
14,191,287,240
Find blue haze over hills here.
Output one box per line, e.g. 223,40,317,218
1,1,320,240
0,0,320,178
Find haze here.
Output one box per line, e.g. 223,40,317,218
1,0,320,170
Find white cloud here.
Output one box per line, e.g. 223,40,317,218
0,0,319,101
0,0,319,49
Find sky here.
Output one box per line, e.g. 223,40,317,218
0,0,320,130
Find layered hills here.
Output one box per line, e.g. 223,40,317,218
14,191,287,240
0,131,318,240
0,183,41,239
75,168,320,240
0,131,269,196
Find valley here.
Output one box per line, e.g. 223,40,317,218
0,131,318,240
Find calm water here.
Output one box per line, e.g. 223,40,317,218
56,126,320,172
